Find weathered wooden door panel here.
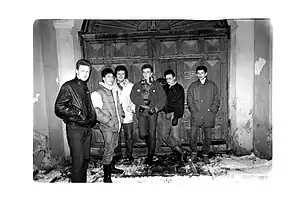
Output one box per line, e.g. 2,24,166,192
110,42,127,57
127,41,149,57
180,39,199,55
82,34,229,152
156,40,178,57
85,42,106,60
155,59,177,79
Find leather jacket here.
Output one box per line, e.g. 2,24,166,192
54,77,96,127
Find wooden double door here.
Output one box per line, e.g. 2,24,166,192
82,34,229,152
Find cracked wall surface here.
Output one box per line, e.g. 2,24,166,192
228,20,254,155
253,20,272,159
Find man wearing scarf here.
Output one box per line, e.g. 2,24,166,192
130,64,166,165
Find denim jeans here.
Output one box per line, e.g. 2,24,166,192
190,124,212,155
123,123,133,157
161,112,181,149
102,129,119,165
115,122,134,158
138,109,158,152
66,124,92,183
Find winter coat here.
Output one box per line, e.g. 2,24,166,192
187,79,220,128
54,77,96,127
91,82,124,132
115,79,135,124
130,80,167,117
163,82,185,119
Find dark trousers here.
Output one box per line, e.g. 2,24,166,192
115,123,133,158
190,125,212,155
138,110,158,152
161,112,181,149
66,124,92,183
102,130,119,165
123,123,133,157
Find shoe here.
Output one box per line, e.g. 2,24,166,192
127,155,134,163
202,155,210,164
144,151,154,165
103,164,112,183
189,152,197,162
173,145,186,163
111,158,124,174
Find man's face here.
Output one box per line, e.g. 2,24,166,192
116,70,126,82
165,74,176,86
142,68,153,80
196,70,207,81
76,65,90,81
103,73,115,86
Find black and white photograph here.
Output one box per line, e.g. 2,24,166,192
33,19,273,183
4,0,300,199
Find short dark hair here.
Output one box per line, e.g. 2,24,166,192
196,65,208,73
115,65,128,79
76,59,92,70
164,69,175,77
141,64,153,73
101,68,114,80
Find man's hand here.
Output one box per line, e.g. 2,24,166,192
78,110,87,121
148,108,156,115
172,117,178,126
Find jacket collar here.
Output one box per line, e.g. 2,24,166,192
117,79,130,88
99,82,114,90
74,77,87,86
197,78,207,85
169,81,178,88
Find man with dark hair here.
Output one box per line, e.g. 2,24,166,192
114,65,135,163
130,64,166,165
161,69,187,162
54,59,96,183
187,65,220,164
91,67,125,183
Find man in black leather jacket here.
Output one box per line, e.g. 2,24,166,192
54,59,96,183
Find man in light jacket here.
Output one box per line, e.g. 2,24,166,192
91,68,125,183
114,65,135,163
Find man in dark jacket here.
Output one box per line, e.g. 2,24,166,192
161,69,188,163
187,65,220,164
54,59,96,182
130,64,167,165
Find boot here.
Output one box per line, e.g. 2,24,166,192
111,157,124,174
144,151,154,165
202,154,210,164
173,145,187,163
127,154,134,164
189,151,198,162
103,164,112,183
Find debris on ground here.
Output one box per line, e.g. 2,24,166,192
33,152,271,183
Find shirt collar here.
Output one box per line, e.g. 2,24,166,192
199,78,206,85
169,81,177,88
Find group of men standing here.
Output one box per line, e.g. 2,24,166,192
54,59,220,183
